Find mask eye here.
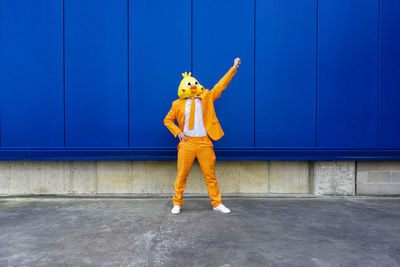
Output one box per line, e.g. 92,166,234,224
195,81,199,85
186,82,191,87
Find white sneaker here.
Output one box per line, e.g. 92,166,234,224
213,204,231,214
171,205,181,214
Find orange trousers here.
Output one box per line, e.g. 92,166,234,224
173,135,222,208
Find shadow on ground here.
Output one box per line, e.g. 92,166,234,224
0,197,399,266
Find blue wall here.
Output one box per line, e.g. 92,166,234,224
0,0,399,160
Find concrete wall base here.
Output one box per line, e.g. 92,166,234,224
1,160,397,196
314,161,356,196
357,161,400,195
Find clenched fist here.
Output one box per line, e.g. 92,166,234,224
233,58,241,69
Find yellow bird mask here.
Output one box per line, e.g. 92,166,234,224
177,72,204,99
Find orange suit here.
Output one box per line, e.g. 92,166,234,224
164,67,237,208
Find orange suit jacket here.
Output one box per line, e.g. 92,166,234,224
164,67,237,141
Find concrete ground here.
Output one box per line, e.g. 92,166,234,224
0,197,399,267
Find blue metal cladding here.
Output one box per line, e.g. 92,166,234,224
255,0,317,147
317,0,379,147
1,0,400,160
0,0,64,147
130,0,191,148
193,0,254,148
379,0,400,147
65,0,128,147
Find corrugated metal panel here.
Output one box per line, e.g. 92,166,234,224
317,0,379,147
255,0,317,147
0,0,64,147
65,0,128,147
379,0,400,147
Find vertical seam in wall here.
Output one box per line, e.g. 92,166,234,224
191,0,193,73
127,0,130,147
95,161,98,194
377,0,381,147
267,161,270,193
130,161,133,193
63,0,66,147
354,161,358,195
308,161,314,194
68,161,72,193
315,0,319,147
254,0,256,148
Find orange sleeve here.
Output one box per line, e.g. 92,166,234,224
210,67,237,101
164,101,181,137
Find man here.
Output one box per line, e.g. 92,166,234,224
164,58,241,214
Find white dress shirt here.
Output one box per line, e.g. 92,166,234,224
184,97,207,137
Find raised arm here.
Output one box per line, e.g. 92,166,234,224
210,57,241,101
164,102,181,137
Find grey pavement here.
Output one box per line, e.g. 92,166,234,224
0,197,400,266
